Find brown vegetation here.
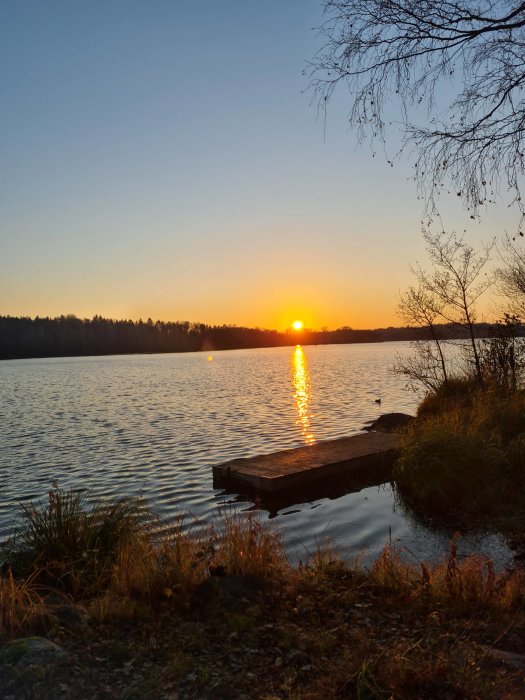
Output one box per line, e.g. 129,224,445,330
1,489,525,698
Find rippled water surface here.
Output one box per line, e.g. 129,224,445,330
0,343,511,566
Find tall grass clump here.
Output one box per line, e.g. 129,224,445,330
0,484,154,594
0,571,47,638
95,511,287,615
371,537,525,614
112,511,287,600
108,517,212,605
394,380,525,521
211,511,287,578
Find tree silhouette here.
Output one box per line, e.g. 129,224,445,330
0,314,503,360
396,231,494,388
311,1,525,228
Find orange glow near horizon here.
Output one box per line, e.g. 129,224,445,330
291,345,315,445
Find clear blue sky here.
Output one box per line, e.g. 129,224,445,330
0,1,510,329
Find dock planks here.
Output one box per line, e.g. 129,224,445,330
212,432,400,492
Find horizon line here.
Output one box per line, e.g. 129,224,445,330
0,312,505,335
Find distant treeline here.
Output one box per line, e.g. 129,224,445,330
0,315,505,360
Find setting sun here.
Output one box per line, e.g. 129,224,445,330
292,320,303,331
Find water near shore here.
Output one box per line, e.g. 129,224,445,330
0,342,512,566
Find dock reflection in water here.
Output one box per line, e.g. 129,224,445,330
291,345,315,445
219,460,393,519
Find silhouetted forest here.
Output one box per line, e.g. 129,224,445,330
0,315,503,360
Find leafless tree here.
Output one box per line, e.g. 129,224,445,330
311,1,525,229
394,340,450,391
420,231,495,379
397,283,449,387
478,314,525,389
498,235,525,316
396,231,494,386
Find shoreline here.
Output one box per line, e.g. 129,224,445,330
1,498,524,699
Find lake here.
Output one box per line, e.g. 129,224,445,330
0,342,511,566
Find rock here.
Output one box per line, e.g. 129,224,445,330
51,603,89,630
483,646,525,671
363,412,414,433
1,636,66,668
287,649,310,666
192,575,268,611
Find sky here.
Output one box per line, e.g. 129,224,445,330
0,1,517,330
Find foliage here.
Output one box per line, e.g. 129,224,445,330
311,0,525,229
370,537,507,613
109,511,286,611
3,488,525,697
498,235,525,318
0,314,295,359
1,488,289,610
416,376,483,416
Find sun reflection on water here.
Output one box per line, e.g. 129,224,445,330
291,345,315,445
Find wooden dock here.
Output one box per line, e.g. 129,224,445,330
212,432,400,492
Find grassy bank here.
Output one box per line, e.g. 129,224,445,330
1,487,525,698
394,380,525,530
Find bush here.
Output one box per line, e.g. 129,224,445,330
416,376,482,417
394,384,525,522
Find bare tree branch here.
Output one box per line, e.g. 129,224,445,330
396,230,495,386
310,1,525,229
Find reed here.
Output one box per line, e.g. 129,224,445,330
1,487,290,610
105,511,287,610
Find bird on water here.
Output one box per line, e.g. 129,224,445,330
374,398,381,405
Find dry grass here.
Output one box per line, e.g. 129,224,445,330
370,536,525,614
1,485,156,595
335,635,484,700
98,511,288,620
4,486,524,620
0,571,47,638
2,496,525,698
210,510,287,578
395,383,525,521
108,518,211,605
